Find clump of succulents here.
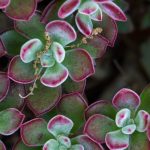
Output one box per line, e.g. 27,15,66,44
1,0,149,150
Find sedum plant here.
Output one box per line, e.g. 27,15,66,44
0,0,142,149
84,88,150,150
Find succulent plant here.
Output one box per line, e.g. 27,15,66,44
0,0,135,149
58,0,127,36
84,88,150,150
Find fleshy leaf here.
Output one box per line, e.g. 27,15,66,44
57,93,87,132
100,1,127,21
135,110,149,132
13,139,36,150
95,14,118,47
14,15,46,44
76,34,109,58
8,56,35,84
85,100,116,120
0,108,25,135
58,0,81,18
105,130,129,150
0,72,10,102
71,144,84,150
26,81,61,116
20,39,43,63
62,77,86,94
0,38,6,57
112,88,141,111
0,140,6,150
51,42,65,63
90,8,102,21
0,0,10,9
79,1,99,15
40,63,69,88
130,132,150,150
58,135,71,148
1,30,27,56
4,0,37,21
63,49,95,82
72,135,104,150
46,20,77,46
0,82,25,111
21,118,51,146
115,108,131,128
47,115,73,137
122,124,136,135
43,139,59,150
75,13,93,36
84,114,116,143
40,53,55,68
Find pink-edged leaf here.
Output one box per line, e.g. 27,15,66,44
0,38,7,57
14,15,45,44
115,108,131,128
0,140,6,150
85,100,116,120
135,110,149,132
40,63,69,88
112,88,141,111
72,135,104,150
21,118,51,146
122,124,136,135
147,123,150,141
0,0,10,9
4,0,37,21
47,115,73,137
75,12,93,36
0,72,10,102
13,139,36,150
79,1,99,15
57,93,87,132
51,42,65,63
84,114,116,143
43,139,59,150
58,0,81,18
0,108,25,135
98,14,118,47
26,82,61,116
100,1,127,21
63,48,95,82
41,0,64,24
20,39,43,63
46,20,77,46
62,77,86,94
71,144,84,150
8,56,35,84
58,135,71,148
40,53,55,68
105,130,129,150
90,8,102,21
0,82,25,111
1,30,27,56
78,34,109,58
